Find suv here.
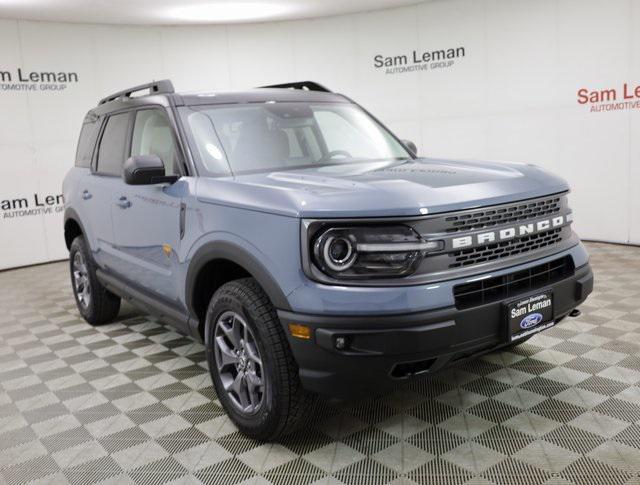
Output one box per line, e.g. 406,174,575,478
63,80,593,440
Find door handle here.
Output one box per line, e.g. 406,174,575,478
82,190,92,200
116,196,131,209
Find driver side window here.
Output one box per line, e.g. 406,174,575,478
131,109,179,175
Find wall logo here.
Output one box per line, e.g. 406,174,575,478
577,83,640,112
0,67,78,93
373,46,465,75
1,193,64,219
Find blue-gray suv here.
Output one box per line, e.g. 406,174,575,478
63,80,593,440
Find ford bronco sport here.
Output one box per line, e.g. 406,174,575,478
63,80,593,440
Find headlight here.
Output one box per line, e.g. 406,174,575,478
312,225,443,279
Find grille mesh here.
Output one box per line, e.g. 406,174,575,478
449,228,563,269
443,196,562,233
453,255,575,310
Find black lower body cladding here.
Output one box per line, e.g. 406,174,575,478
278,263,593,399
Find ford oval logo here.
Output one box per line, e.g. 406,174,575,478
520,313,543,330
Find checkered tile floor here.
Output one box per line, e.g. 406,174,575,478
0,242,639,485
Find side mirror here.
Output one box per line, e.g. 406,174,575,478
123,155,178,185
402,139,417,156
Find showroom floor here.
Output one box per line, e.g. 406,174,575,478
0,242,639,485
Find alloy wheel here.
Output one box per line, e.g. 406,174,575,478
72,252,91,309
213,310,265,414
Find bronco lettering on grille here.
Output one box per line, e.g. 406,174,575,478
451,213,573,249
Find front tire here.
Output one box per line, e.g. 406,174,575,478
69,236,121,325
205,278,314,441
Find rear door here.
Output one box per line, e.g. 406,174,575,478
110,107,186,310
83,111,131,269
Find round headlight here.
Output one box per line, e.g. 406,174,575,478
314,232,357,272
311,225,438,279
324,236,355,271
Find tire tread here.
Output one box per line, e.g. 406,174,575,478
70,236,120,326
206,278,314,440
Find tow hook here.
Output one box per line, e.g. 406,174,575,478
569,309,581,318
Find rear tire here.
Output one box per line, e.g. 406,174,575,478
69,236,121,325
205,278,314,441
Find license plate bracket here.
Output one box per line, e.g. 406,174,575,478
505,290,554,342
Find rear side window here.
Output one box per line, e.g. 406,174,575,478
97,112,130,176
75,121,99,168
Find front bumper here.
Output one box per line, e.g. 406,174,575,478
278,262,593,399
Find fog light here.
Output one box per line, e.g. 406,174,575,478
288,323,311,339
335,336,349,350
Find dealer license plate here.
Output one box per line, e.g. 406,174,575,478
506,291,554,342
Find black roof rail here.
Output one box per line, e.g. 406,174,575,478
258,81,332,93
98,79,175,105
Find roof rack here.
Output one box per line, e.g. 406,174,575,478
98,79,175,105
258,81,332,93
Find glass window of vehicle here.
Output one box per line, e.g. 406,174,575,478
179,102,411,176
75,121,99,168
131,109,179,175
96,112,130,176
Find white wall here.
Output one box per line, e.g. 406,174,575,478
1,0,638,270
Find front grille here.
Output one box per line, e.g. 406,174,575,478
443,196,562,233
399,193,573,282
449,227,564,269
453,256,575,310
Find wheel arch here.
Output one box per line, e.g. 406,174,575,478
63,208,88,250
186,240,292,339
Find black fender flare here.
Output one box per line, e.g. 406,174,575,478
63,207,89,249
185,240,292,319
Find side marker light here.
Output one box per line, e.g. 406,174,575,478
288,323,312,339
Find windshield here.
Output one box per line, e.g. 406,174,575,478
179,102,411,176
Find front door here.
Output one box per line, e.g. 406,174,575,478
110,108,187,314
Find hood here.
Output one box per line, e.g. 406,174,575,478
196,158,569,218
